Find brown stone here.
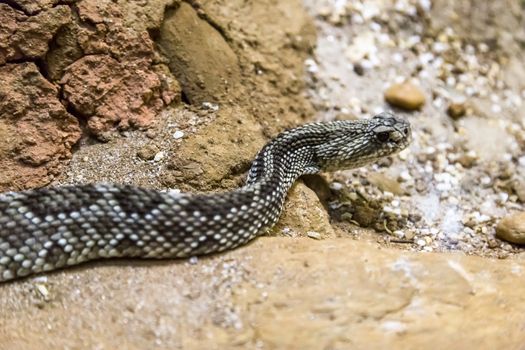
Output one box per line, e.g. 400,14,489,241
447,102,467,120
368,172,406,195
156,2,242,105
384,82,426,111
137,144,160,161
272,181,335,237
496,212,525,244
0,63,80,191
9,0,60,15
61,54,166,136
0,4,72,65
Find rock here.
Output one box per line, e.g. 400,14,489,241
156,2,242,104
511,177,525,203
456,151,478,168
368,173,406,195
0,4,72,65
353,201,381,227
447,102,467,120
56,0,181,137
384,82,426,110
61,54,167,136
161,106,265,191
2,238,525,349
0,63,80,191
272,181,335,237
7,0,60,15
307,231,322,240
137,144,160,161
496,212,525,244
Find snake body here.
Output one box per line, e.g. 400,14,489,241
0,112,411,282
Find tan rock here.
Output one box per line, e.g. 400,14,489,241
368,172,406,195
496,212,525,244
385,82,426,110
161,106,265,191
136,144,160,161
511,176,525,203
2,238,525,349
272,181,335,237
156,2,242,104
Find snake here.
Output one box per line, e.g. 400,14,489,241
0,112,411,282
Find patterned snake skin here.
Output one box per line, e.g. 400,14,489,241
0,112,411,282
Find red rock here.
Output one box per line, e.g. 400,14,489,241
61,54,167,136
0,4,71,64
0,63,80,191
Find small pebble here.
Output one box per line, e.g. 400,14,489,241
307,231,322,240
202,102,219,111
35,284,50,300
496,212,525,244
173,131,184,139
137,144,160,161
153,151,165,162
384,82,426,110
447,102,467,119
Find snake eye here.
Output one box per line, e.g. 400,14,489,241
376,131,390,143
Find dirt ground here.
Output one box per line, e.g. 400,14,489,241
1,0,525,349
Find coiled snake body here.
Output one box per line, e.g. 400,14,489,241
0,112,411,282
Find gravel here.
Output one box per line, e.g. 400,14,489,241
304,0,525,258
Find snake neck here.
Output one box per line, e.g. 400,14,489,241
246,132,320,189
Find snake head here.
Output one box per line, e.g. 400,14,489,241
370,112,412,153
315,111,412,172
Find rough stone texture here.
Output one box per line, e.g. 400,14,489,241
159,0,317,192
61,54,170,136
161,106,265,191
384,82,426,111
272,181,335,237
9,0,64,15
199,0,317,135
57,0,180,136
496,212,525,244
156,2,242,104
2,238,525,349
0,63,80,191
0,4,72,65
0,0,182,189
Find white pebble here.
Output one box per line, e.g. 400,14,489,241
173,131,184,139
154,151,165,162
307,231,322,240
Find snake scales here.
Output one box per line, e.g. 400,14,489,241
0,112,411,282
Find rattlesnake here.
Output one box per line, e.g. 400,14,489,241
0,112,411,282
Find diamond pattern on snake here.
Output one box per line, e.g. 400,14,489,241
0,112,411,282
